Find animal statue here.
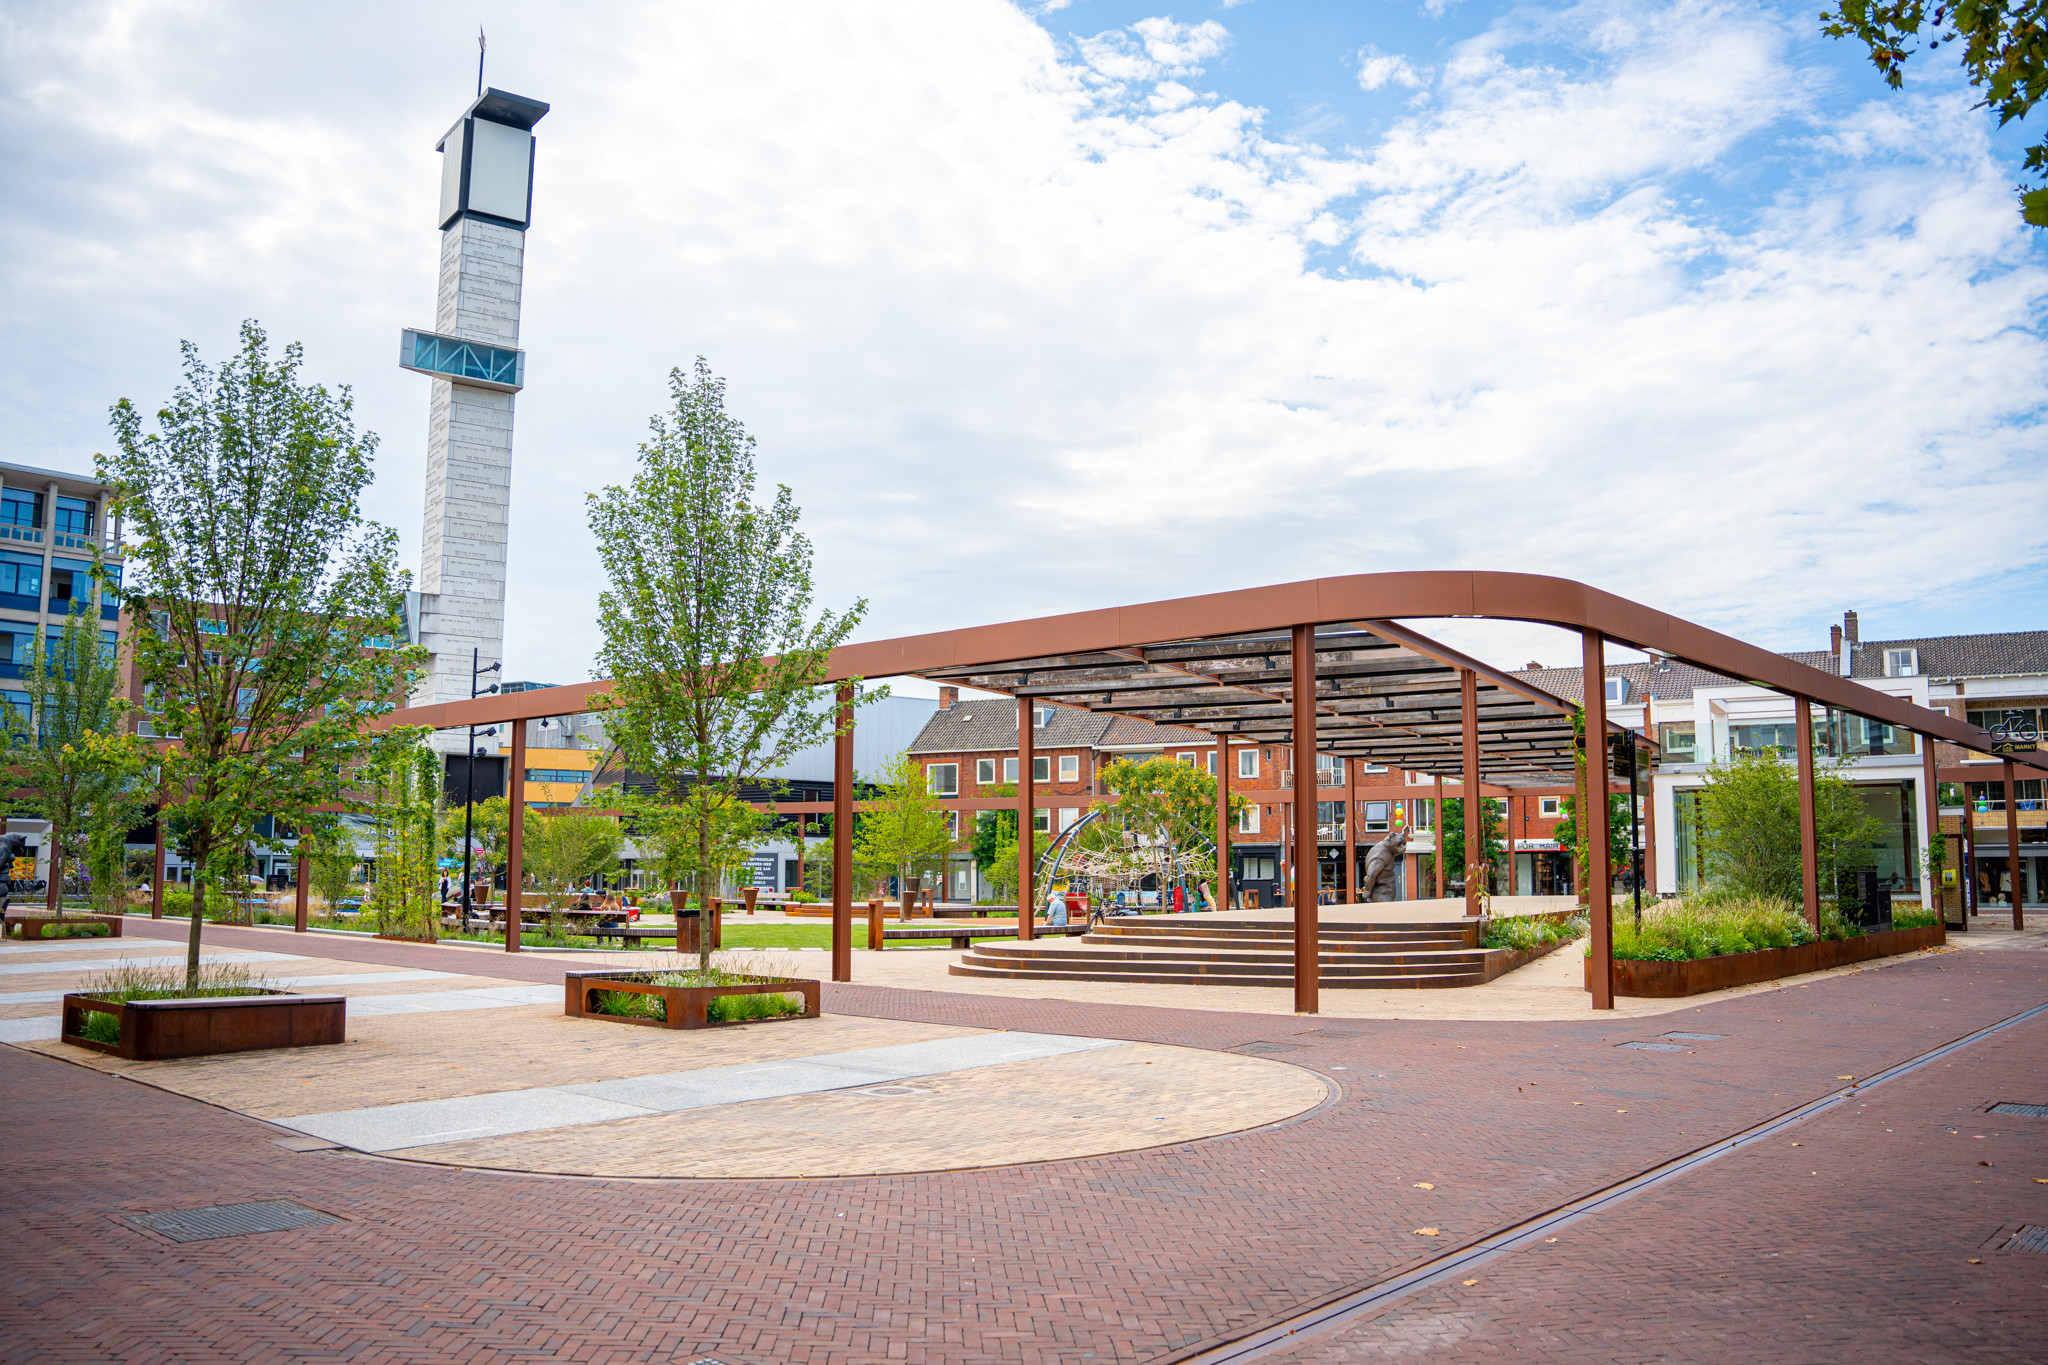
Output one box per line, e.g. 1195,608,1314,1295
1357,826,1409,903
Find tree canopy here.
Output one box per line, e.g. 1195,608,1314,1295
1823,1,2048,223
103,321,427,984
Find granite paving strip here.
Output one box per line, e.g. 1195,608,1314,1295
0,949,303,977
22,1008,979,1118
343,984,561,1016
0,968,458,1006
280,1031,1126,1152
402,1041,1327,1179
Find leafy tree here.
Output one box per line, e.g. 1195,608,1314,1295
1,611,152,914
1823,1,2048,223
303,820,361,910
1698,746,1882,906
104,322,427,985
1071,757,1242,904
1439,791,1503,895
523,807,625,932
970,793,1018,880
853,750,957,898
588,358,867,968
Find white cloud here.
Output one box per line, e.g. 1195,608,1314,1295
0,0,2041,689
1358,45,1429,92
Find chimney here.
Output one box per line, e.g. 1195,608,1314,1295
1829,624,1842,655
938,686,958,710
1525,660,1543,671
1843,610,1859,646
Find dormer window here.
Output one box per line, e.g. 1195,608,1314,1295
1604,677,1631,704
1884,648,1918,678
1033,704,1052,727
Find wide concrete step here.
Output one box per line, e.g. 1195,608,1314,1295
1084,931,1472,952
948,961,1489,989
973,944,1490,970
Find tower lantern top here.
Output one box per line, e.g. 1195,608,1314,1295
436,87,550,231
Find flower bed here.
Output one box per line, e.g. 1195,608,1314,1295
1588,922,1946,998
3,911,124,941
562,969,820,1030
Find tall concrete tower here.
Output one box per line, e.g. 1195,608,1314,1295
399,88,548,727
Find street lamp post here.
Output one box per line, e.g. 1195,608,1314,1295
461,649,501,932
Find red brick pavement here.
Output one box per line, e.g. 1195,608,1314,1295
1272,1011,2048,1364
1,924,2043,1363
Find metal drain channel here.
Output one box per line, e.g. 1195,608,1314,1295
1168,998,2048,1365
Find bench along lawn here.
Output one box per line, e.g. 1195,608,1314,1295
1587,894,1943,998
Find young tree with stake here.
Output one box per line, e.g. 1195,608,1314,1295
103,322,427,987
589,358,869,971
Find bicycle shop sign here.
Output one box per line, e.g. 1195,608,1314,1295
1985,709,2040,755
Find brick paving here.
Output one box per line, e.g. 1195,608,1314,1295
1,923,2044,1362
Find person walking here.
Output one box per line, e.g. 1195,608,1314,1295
1046,885,1067,929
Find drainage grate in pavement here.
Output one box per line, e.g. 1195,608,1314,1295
1661,1032,1725,1041
1236,1041,1303,1054
1618,1042,1690,1052
2005,1225,2048,1255
1989,1101,2048,1117
127,1200,339,1243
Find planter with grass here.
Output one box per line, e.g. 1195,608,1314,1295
563,968,819,1030
1587,896,1944,998
57,962,343,1061
3,910,124,941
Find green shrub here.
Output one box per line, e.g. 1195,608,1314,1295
1484,914,1586,951
1606,892,1813,961
787,890,819,904
708,990,802,1022
586,971,804,1024
80,1010,120,1044
80,960,274,1004
1891,906,1937,929
590,988,666,1020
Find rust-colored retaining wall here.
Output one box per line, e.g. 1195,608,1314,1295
1586,923,1946,998
61,992,346,1061
563,971,820,1029
4,912,124,941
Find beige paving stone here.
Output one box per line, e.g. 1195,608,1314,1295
23,1007,976,1118
395,1040,1330,1178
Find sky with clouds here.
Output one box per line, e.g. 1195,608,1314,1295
2,0,2043,692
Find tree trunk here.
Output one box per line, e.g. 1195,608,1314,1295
187,876,206,991
46,831,60,914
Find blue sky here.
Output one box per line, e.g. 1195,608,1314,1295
1,0,2043,685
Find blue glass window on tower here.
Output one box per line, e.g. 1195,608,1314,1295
1,490,40,529
0,552,42,610
408,332,522,388
53,496,93,537
48,558,93,615
0,625,33,680
98,561,121,621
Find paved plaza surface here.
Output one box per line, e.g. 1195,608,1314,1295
1,916,2045,1362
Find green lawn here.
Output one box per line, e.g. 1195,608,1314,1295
718,922,834,949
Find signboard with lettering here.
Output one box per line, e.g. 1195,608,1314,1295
743,852,777,889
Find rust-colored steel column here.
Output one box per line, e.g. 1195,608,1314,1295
505,718,526,952
1216,737,1233,911
1291,623,1319,1014
1794,699,1820,931
1433,774,1444,900
1583,630,1614,1010
294,852,310,932
1017,696,1036,941
1461,667,1482,921
1505,796,1517,898
1921,739,1941,917
2004,757,2025,930
151,816,166,918
1343,754,1356,904
833,682,855,981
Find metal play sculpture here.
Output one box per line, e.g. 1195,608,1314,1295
1357,826,1408,903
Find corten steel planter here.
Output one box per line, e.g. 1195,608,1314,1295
59,990,346,1061
562,970,820,1030
1587,923,1946,998
3,911,123,941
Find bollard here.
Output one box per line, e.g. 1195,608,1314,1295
867,897,884,951
709,898,723,950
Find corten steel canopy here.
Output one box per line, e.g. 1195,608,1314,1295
387,571,2026,1009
